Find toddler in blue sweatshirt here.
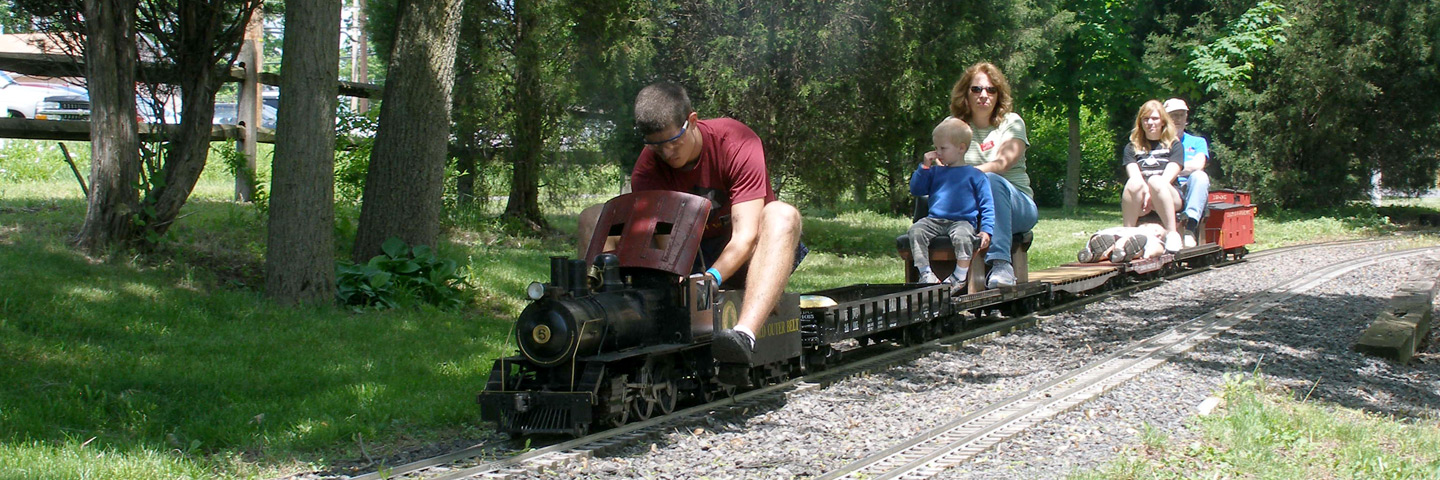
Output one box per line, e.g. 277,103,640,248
908,117,995,285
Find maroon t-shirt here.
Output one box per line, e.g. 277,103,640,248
631,118,776,238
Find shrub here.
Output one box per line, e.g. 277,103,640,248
335,237,470,311
1025,106,1123,207
334,104,379,205
215,142,269,215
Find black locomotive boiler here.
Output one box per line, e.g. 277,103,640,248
478,191,801,436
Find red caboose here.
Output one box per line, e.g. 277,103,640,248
1203,188,1256,254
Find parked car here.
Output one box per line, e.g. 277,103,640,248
138,99,182,125
212,102,277,130
0,71,85,119
34,92,200,126
35,93,91,121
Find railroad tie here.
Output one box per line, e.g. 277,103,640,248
1354,259,1440,363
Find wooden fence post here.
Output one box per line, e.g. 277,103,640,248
235,1,264,202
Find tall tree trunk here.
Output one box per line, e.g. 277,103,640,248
145,61,226,237
1063,95,1081,214
140,1,258,239
353,0,465,262
266,0,341,305
75,0,141,254
503,0,547,231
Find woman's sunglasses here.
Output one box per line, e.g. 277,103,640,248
970,86,998,94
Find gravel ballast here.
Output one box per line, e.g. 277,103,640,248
278,240,1437,480
502,240,1440,480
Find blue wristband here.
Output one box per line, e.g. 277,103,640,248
706,268,722,285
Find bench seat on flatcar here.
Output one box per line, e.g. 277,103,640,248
895,196,1031,293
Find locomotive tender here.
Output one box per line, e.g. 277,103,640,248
478,189,1255,437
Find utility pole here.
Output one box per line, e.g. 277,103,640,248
351,0,369,113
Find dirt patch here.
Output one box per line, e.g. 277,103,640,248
0,204,63,215
131,242,266,292
0,224,18,244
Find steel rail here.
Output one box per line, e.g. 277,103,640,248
331,238,1409,480
815,245,1440,480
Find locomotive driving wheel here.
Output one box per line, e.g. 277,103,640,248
630,389,655,421
654,362,679,415
654,380,677,415
630,364,658,421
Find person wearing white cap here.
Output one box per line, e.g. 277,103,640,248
1164,98,1209,248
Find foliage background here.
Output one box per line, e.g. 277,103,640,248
2,0,1439,476
406,0,1440,212
4,0,1436,211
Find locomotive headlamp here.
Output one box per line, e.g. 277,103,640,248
526,281,546,300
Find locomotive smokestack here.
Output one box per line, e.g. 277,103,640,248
550,256,569,291
569,259,590,297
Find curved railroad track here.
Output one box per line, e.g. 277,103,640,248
811,244,1440,480
325,238,1417,480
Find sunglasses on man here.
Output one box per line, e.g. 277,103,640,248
642,120,689,146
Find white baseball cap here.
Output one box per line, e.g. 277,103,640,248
1163,98,1189,112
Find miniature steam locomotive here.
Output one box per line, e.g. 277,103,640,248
478,189,1255,437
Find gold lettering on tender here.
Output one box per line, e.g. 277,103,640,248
756,317,801,339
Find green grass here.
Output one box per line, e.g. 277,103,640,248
0,440,220,480
0,142,522,477
1069,374,1440,480
0,208,517,477
0,141,1436,478
0,140,91,184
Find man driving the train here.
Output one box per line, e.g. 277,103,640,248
577,82,806,366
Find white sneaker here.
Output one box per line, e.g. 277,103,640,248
919,270,940,284
1182,233,1197,248
1164,232,1183,253
1110,234,1147,263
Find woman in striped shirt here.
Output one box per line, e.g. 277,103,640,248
1120,99,1185,252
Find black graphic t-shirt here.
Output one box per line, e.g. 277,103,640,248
1122,139,1183,178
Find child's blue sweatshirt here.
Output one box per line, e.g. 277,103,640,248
909,164,995,235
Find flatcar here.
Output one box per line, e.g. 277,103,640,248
477,189,1255,437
